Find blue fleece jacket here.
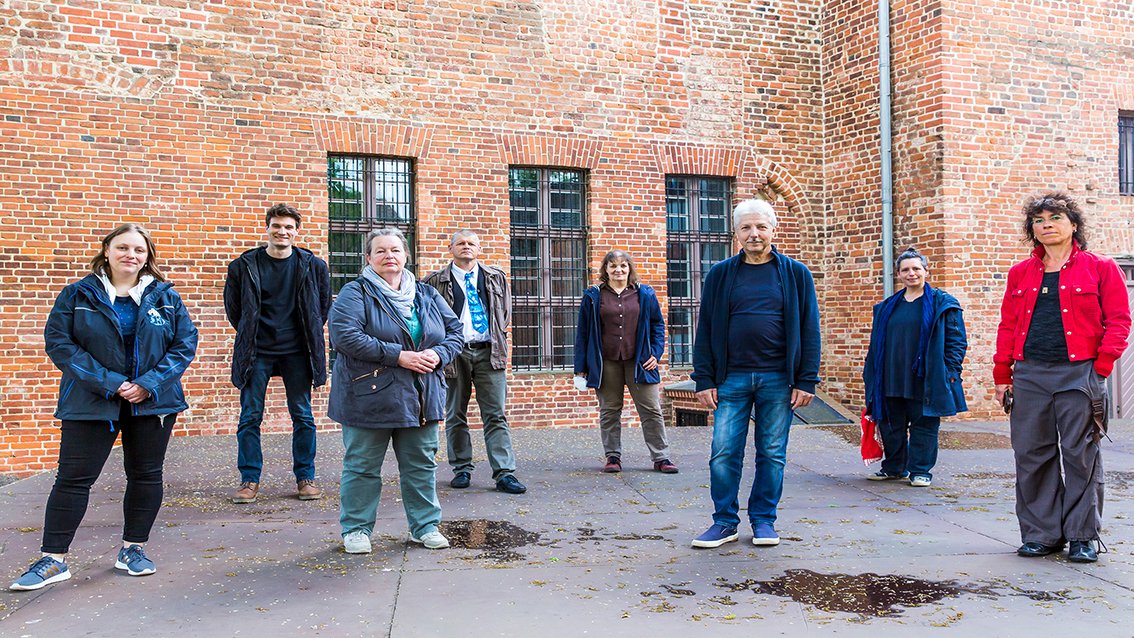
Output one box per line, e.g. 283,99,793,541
691,249,821,393
574,284,665,388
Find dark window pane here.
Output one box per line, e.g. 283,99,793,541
511,307,542,369
667,241,691,298
329,231,364,294
1122,115,1134,196
551,238,586,298
700,242,729,283
666,196,689,232
551,306,577,369
668,308,694,367
510,237,541,298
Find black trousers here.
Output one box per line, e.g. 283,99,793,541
41,412,175,554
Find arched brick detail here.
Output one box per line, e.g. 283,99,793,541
312,119,434,159
496,134,605,169
651,143,810,218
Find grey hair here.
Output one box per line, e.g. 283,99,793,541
732,198,777,229
365,227,410,255
895,248,928,271
450,229,479,245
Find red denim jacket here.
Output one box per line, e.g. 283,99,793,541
994,243,1131,384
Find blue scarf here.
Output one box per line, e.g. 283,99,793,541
869,284,937,424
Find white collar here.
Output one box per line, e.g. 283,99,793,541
451,262,479,280
97,271,155,305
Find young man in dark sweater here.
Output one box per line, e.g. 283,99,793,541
224,204,331,503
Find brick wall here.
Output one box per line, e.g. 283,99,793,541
0,0,824,475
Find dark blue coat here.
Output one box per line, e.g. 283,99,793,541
45,274,198,422
327,277,464,429
574,284,665,388
691,249,821,393
863,288,968,419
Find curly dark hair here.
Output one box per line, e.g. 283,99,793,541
1021,191,1087,249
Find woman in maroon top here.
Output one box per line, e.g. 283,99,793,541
994,191,1131,563
574,250,676,474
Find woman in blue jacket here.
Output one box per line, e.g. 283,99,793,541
328,228,463,555
575,250,677,474
10,224,198,591
863,248,968,487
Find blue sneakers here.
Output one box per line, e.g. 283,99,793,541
115,544,156,576
691,524,739,548
10,556,71,591
752,522,780,546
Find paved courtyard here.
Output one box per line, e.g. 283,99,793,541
2,419,1133,637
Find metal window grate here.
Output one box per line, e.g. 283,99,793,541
675,409,709,427
327,155,416,293
665,176,734,366
509,167,589,371
1120,115,1134,196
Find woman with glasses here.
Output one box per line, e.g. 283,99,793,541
994,192,1130,563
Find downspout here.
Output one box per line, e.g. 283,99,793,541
879,0,894,296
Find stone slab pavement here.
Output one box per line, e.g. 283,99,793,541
1,419,1133,637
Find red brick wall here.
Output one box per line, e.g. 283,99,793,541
0,0,824,475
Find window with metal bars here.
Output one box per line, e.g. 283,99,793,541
665,176,734,367
1121,114,1134,196
509,167,589,371
327,155,416,294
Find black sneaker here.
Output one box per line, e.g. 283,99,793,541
495,474,527,494
450,472,471,489
1067,540,1099,563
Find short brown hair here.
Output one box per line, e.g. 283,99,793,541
88,223,165,282
598,249,639,286
1022,191,1087,249
265,203,302,229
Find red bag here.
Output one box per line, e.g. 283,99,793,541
860,409,883,466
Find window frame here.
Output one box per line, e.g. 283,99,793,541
664,175,734,368
1120,112,1134,196
326,154,417,294
509,166,589,372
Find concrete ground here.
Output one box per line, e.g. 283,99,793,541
2,419,1133,637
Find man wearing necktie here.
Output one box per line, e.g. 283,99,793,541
423,230,526,494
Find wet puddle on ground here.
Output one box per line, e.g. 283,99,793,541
439,519,542,562
711,570,1072,616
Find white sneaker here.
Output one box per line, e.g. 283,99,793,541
343,530,372,554
410,529,450,549
910,476,932,487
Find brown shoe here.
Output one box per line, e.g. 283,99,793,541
231,481,259,504
296,479,322,501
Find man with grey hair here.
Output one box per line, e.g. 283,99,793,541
423,231,526,494
690,198,821,549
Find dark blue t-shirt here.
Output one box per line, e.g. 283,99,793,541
727,260,786,372
114,295,138,374
882,295,925,400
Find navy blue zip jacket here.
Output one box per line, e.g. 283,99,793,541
863,286,968,421
691,249,821,394
574,284,665,388
224,246,331,389
328,276,463,429
45,273,199,421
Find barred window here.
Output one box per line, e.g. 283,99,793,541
327,155,416,293
665,176,733,367
509,167,588,370
1121,113,1134,196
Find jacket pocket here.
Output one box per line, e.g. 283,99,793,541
1070,282,1102,333
352,369,394,396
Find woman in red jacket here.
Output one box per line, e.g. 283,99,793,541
994,192,1130,564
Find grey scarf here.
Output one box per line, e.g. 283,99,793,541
362,265,417,319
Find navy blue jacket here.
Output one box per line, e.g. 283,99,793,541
224,246,332,389
45,274,198,422
327,277,463,429
574,284,665,388
691,249,821,393
863,288,968,419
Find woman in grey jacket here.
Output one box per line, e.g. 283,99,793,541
328,228,463,554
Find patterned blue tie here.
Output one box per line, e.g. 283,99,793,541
465,271,489,334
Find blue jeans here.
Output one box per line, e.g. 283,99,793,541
236,352,316,483
709,370,793,529
880,397,941,479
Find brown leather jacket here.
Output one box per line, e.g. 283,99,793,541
422,262,511,375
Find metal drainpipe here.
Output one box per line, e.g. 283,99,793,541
879,0,894,296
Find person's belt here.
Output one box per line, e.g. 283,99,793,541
467,341,491,350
